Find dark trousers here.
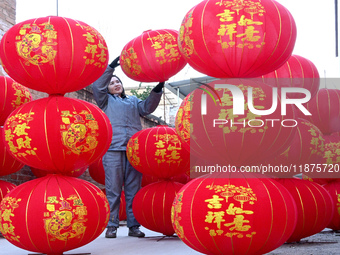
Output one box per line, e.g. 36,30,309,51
103,151,142,228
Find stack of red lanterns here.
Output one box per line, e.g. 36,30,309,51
0,16,112,254
171,0,338,254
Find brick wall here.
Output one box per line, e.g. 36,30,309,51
0,0,15,76
0,0,163,187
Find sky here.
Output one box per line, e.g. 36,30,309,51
15,0,340,89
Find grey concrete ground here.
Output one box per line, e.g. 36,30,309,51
1,226,339,255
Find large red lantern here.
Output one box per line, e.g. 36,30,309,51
133,180,184,236
0,127,24,176
172,173,297,255
2,96,112,174
126,125,190,179
178,0,296,78
276,178,334,243
323,180,340,231
300,88,340,135
0,174,109,255
261,55,320,100
175,79,297,167
120,29,187,82
0,76,31,125
0,16,108,95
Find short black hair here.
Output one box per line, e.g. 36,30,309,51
111,75,126,98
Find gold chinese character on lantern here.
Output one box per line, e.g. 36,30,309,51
203,184,257,238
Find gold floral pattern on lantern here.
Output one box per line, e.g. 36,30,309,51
15,21,107,68
16,23,57,66
121,47,142,77
147,33,181,64
4,112,36,157
178,9,195,58
44,195,88,241
175,93,192,145
205,184,257,238
60,110,99,155
10,82,31,109
173,184,258,239
82,25,108,68
153,133,183,165
97,191,110,223
215,0,265,49
126,137,141,167
171,191,184,238
0,197,22,242
323,140,340,165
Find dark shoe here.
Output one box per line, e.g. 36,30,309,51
105,226,117,238
128,226,145,237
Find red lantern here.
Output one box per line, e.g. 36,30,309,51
101,188,127,221
120,29,187,82
88,157,106,185
276,178,334,243
323,180,340,231
3,96,112,175
0,16,108,95
172,173,297,255
0,127,24,176
0,174,109,255
261,55,320,100
300,88,340,135
30,165,87,178
119,190,127,221
0,180,16,202
264,118,325,177
126,125,190,179
175,79,297,167
178,0,296,78
0,76,31,125
133,180,184,236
